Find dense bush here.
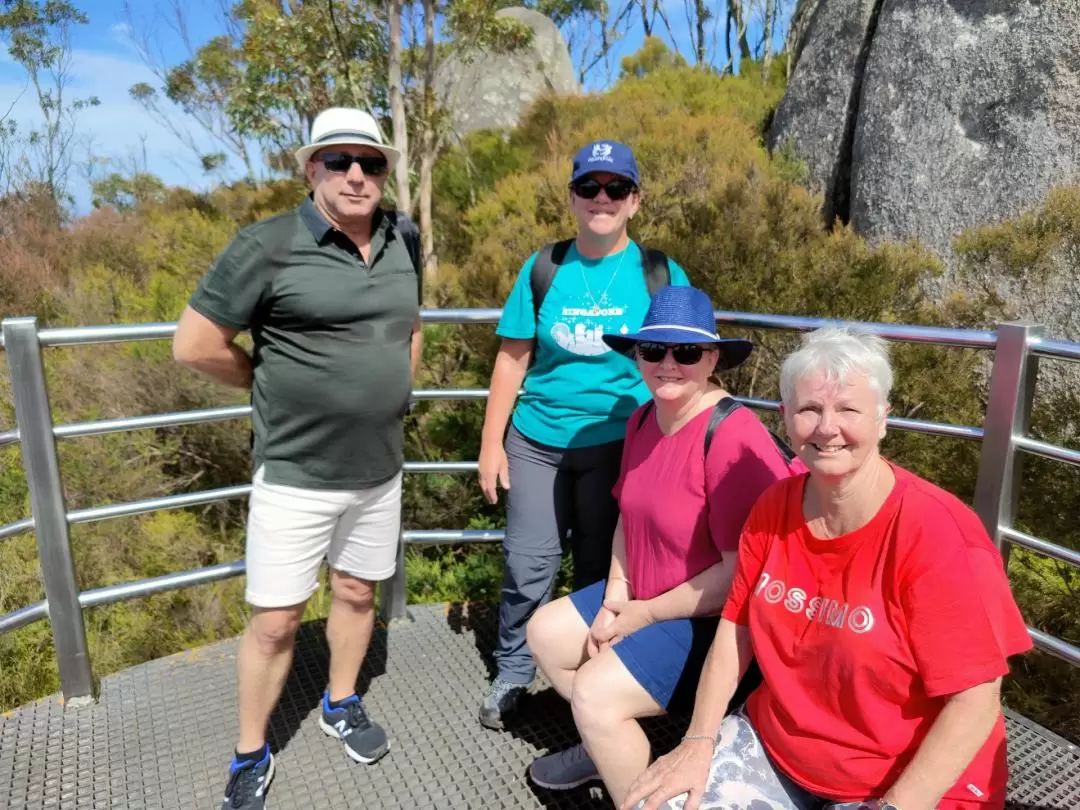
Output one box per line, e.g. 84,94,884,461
1,56,1079,744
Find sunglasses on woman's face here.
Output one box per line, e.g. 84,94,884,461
317,152,388,176
637,342,712,365
570,177,637,201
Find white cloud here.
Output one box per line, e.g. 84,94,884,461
109,22,133,41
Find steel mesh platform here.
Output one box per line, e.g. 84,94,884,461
1,602,1078,810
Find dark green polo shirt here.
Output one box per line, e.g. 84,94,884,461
189,198,421,489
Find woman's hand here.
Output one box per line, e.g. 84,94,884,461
477,441,509,504
621,737,715,810
587,605,617,657
593,599,656,648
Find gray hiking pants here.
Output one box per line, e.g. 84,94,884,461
494,424,623,685
652,712,874,810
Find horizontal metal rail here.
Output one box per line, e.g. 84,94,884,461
1031,338,1080,363
79,561,246,610
4,393,984,453
1000,526,1080,569
0,530,507,633
713,311,999,349
5,390,493,448
405,529,504,544
0,462,487,541
0,517,34,540
886,417,983,441
0,601,48,633
54,406,252,440
3,311,1005,351
68,485,253,527
1029,627,1080,667
1014,435,1080,469
34,323,178,348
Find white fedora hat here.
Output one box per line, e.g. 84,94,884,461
294,107,401,172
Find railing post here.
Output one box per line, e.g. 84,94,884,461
378,530,411,624
973,321,1044,565
2,317,96,703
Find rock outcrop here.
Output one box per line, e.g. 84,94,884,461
769,0,1080,272
435,8,579,140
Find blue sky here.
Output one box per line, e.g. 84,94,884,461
1,1,790,215
1,0,234,212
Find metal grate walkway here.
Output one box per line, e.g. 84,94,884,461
1,603,1078,809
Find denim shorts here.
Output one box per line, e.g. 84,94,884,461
570,580,718,710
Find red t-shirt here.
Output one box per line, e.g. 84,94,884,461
615,403,800,601
722,464,1033,806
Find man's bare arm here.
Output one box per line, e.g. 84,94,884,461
410,315,423,380
173,306,253,389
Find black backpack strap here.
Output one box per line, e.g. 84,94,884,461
704,396,799,465
636,400,656,432
704,397,743,457
530,239,573,319
388,210,422,303
641,247,671,296
767,428,798,464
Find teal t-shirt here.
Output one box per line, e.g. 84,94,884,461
496,242,691,449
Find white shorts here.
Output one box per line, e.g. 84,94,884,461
244,466,403,608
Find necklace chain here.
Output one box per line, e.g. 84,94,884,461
580,245,628,311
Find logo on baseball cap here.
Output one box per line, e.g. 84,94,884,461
571,140,640,186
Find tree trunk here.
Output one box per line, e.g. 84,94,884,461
726,0,751,65
736,2,751,62
762,0,776,76
694,0,707,65
638,0,651,36
419,0,437,286
387,0,411,213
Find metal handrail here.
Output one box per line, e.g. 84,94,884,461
1031,338,1080,362
1000,527,1080,569
5,311,1078,359
1014,435,1080,468
0,517,34,540
0,529,509,636
5,311,1080,702
0,311,1012,351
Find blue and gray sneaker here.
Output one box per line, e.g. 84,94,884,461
220,747,274,810
478,677,526,730
318,691,389,764
528,743,601,790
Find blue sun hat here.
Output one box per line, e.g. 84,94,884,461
602,285,753,371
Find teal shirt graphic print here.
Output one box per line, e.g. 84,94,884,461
496,242,690,449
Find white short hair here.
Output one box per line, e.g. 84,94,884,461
779,326,893,415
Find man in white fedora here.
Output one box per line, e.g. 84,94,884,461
173,106,423,810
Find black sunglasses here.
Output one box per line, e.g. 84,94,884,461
570,177,637,201
317,152,388,176
637,342,713,365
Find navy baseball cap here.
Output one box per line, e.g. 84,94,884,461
570,140,640,187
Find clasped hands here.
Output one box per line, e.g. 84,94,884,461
587,597,656,657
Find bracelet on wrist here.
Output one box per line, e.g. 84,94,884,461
681,734,715,744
